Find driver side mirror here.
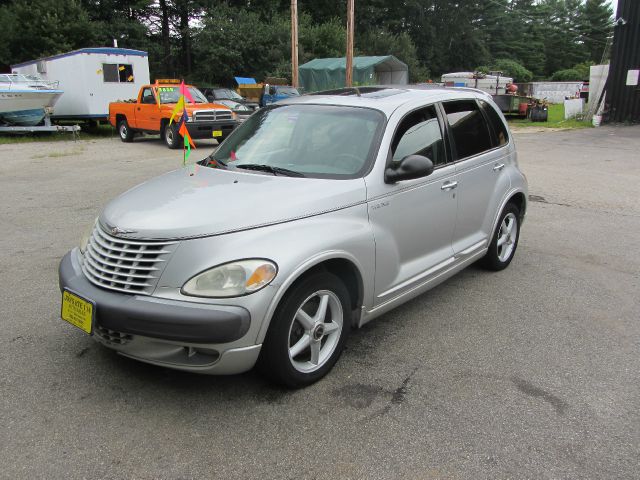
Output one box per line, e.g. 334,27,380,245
269,86,276,95
384,155,434,184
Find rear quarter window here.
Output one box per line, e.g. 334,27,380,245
442,100,493,160
479,100,509,147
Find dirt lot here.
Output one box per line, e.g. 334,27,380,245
1,127,639,479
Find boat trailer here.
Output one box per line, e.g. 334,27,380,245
0,109,80,137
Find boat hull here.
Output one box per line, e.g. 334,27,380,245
0,89,63,126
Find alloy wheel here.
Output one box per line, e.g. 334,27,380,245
287,290,343,373
497,212,518,262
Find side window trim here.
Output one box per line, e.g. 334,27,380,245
436,101,457,163
386,103,451,171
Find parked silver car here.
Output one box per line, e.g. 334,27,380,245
59,86,527,387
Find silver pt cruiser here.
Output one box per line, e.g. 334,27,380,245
59,86,528,387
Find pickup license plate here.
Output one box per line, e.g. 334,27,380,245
61,290,94,334
212,130,222,138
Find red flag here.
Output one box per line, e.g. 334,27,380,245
180,80,195,105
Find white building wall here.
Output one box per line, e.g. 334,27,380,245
530,82,583,104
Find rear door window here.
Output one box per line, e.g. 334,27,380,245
442,100,493,160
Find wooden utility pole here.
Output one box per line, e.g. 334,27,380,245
346,0,354,87
291,0,299,87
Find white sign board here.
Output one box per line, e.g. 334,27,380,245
626,69,639,86
564,98,584,119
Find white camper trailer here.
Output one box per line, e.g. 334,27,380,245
11,47,150,120
441,72,513,95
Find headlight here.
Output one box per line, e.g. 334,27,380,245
79,218,97,254
182,259,277,298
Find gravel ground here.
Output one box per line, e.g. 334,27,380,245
0,126,639,479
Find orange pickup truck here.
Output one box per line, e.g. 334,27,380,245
109,82,238,149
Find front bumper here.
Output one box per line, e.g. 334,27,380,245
58,250,261,374
186,120,237,140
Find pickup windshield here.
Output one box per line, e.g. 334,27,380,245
214,88,243,101
209,104,384,179
157,86,208,104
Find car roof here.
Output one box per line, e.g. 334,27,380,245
279,85,493,116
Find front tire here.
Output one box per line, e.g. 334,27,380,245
481,203,521,271
117,118,134,142
258,272,351,388
164,122,181,149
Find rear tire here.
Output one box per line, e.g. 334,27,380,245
117,118,134,142
164,122,181,149
258,272,351,388
481,203,520,271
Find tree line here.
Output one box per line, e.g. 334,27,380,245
0,0,613,86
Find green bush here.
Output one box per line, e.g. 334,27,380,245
492,59,533,82
550,69,583,81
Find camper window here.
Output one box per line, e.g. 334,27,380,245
102,63,134,83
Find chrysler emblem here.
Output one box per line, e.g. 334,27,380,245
110,226,135,236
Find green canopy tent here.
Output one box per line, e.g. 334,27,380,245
298,56,408,93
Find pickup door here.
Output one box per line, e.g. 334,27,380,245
134,87,162,132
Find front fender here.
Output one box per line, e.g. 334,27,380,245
156,204,375,345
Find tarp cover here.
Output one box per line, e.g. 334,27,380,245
299,56,408,93
234,77,256,85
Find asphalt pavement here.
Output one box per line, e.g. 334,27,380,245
0,126,638,479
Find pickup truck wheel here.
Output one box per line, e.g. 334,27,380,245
258,272,351,388
117,119,134,143
164,123,181,149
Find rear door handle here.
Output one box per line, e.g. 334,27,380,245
493,163,505,171
441,181,458,191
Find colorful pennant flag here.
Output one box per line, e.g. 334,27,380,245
180,80,195,105
178,122,195,164
153,80,161,108
168,96,185,125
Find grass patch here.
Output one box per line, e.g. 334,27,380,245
0,123,115,144
508,103,592,129
30,146,85,159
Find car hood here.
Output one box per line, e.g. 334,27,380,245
100,166,366,240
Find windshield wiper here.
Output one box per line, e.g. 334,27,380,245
235,164,305,177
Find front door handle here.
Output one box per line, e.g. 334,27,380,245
441,181,458,191
493,163,505,171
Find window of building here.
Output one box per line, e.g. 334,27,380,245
103,63,134,83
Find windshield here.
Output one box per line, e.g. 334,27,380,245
276,87,300,96
158,86,208,104
214,88,243,101
209,104,384,179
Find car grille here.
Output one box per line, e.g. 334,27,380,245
94,325,133,345
193,109,233,122
80,224,178,295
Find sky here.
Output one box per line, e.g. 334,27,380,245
609,0,618,16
